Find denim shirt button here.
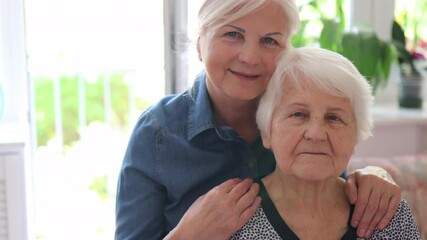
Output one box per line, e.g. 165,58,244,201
248,160,255,168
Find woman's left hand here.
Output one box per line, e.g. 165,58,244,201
344,166,401,239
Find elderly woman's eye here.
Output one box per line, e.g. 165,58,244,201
292,112,304,118
327,115,341,122
262,37,278,45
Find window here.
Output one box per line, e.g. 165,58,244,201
24,0,165,238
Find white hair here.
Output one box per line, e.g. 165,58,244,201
256,47,374,143
197,0,300,49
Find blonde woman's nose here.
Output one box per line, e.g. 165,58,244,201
238,42,261,65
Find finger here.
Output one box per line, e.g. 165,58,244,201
377,192,401,230
235,182,259,213
238,196,261,227
216,178,242,193
350,182,370,227
364,193,389,238
355,189,380,238
229,178,254,201
344,173,358,204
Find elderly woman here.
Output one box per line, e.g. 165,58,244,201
231,47,421,239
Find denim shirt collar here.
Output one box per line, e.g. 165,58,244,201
187,71,216,140
187,70,243,142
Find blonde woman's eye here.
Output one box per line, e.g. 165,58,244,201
225,32,241,38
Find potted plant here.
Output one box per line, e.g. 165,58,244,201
338,27,394,94
292,0,394,94
392,20,424,109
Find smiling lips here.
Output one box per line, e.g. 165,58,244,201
229,69,261,79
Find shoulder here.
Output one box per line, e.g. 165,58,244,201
391,199,418,227
369,199,421,240
135,73,206,132
132,90,193,133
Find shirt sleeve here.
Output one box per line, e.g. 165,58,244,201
115,111,167,240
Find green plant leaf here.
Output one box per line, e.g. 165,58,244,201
335,0,345,31
319,18,341,52
377,41,394,86
343,31,379,77
341,31,381,90
391,20,406,46
391,21,414,64
291,20,310,47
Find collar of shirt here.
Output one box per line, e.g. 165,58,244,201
187,71,241,142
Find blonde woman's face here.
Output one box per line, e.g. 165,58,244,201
198,1,288,102
262,81,358,181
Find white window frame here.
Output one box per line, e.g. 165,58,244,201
350,0,395,40
164,0,190,94
0,0,33,239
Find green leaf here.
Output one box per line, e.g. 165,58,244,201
319,19,341,52
391,20,406,47
335,0,345,31
391,20,414,68
291,20,310,47
341,31,381,89
378,42,394,83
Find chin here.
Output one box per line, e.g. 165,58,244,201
229,91,260,101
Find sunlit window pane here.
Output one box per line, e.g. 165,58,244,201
24,0,164,238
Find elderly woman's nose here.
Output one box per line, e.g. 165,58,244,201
303,119,328,141
238,42,261,65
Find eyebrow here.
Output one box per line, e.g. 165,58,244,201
224,24,245,33
224,24,284,37
328,107,351,115
266,32,284,37
287,103,350,114
287,102,307,108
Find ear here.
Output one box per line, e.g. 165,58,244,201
197,37,202,61
261,133,272,149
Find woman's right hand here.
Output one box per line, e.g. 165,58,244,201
164,178,261,240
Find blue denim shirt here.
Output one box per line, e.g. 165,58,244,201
115,71,276,240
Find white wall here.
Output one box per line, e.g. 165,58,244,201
0,1,33,239
0,0,29,126
350,0,395,40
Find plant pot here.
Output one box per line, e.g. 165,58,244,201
398,72,423,109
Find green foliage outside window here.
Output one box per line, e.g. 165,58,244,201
394,0,427,58
292,0,395,93
33,73,149,148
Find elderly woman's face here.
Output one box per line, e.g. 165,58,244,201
198,1,288,101
262,82,358,181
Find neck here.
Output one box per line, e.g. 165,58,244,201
262,170,351,239
209,93,260,144
263,170,349,213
